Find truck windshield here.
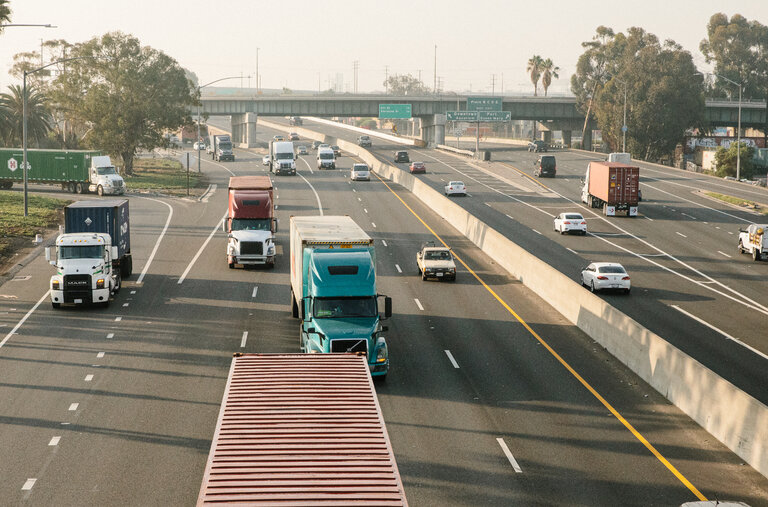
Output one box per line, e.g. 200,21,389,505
95,166,117,175
314,297,377,318
276,152,294,160
59,245,104,259
320,153,334,160
219,142,232,150
231,218,271,231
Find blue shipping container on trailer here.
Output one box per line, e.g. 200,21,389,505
64,200,133,277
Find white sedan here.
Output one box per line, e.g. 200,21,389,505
193,141,205,151
262,155,271,166
580,262,631,294
444,181,467,196
554,213,587,235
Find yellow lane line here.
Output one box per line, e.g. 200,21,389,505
372,171,707,502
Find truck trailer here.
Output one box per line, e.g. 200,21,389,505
209,134,235,162
224,175,277,268
0,148,125,195
581,161,640,216
197,353,407,506
290,216,392,378
46,200,132,308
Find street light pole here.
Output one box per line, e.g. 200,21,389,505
704,73,743,179
196,76,242,174
622,83,627,153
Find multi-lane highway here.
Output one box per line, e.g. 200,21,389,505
1,119,767,505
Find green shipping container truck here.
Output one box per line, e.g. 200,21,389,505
0,148,122,194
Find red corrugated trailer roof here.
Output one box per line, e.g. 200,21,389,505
229,175,273,190
198,353,407,506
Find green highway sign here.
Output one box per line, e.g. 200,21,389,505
446,111,479,122
478,111,511,122
467,96,502,112
378,104,412,119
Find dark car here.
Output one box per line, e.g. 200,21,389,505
289,132,300,141
528,140,548,153
311,140,322,150
394,150,410,163
534,155,556,177
409,161,426,174
331,145,341,157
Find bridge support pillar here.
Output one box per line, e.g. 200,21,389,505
231,113,258,148
420,114,446,146
542,130,552,145
562,130,572,148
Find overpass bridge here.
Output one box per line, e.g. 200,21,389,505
198,93,766,148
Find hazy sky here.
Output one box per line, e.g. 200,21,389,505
1,1,766,95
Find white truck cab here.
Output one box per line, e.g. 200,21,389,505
738,223,768,261
46,233,121,308
88,156,125,196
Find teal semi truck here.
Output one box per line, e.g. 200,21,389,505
290,215,392,379
0,148,125,195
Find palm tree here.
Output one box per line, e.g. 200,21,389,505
0,0,11,32
0,85,52,147
541,59,560,97
526,55,544,96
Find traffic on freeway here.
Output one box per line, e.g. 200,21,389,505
0,114,766,505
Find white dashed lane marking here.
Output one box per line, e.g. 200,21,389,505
97,352,105,358
68,403,78,411
84,374,94,382
444,350,460,369
106,333,114,339
21,479,36,491
395,264,402,273
48,436,61,446
414,299,424,311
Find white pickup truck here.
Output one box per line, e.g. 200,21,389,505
738,223,768,261
416,242,457,281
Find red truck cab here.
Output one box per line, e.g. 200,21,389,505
225,176,277,268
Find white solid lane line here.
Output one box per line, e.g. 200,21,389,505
97,352,105,358
241,331,248,348
395,264,402,273
566,247,578,255
444,350,460,369
178,213,227,284
48,436,60,446
382,240,388,247
671,305,768,361
532,229,542,235
676,232,687,238
414,299,424,311
496,437,523,473
114,317,121,322
296,159,324,215
68,403,78,411
136,197,174,284
21,479,36,491
0,291,49,350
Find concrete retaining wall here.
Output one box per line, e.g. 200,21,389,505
259,118,768,478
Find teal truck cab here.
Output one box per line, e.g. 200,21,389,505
290,216,392,378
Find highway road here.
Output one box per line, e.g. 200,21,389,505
0,120,766,505
273,117,768,408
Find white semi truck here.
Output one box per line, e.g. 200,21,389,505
738,223,768,261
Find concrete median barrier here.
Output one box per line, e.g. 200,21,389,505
259,117,768,478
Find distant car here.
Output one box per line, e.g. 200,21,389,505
444,181,466,196
416,242,456,281
289,132,300,141
318,143,331,150
331,145,341,157
580,262,631,294
350,163,371,181
409,162,426,174
193,141,205,151
289,116,303,126
554,212,587,235
534,155,556,177
394,150,410,163
296,145,308,155
273,135,285,142
262,155,271,166
528,140,548,152
311,140,322,150
357,135,372,147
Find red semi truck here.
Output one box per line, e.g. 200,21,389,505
224,176,277,268
581,161,640,216
198,353,408,506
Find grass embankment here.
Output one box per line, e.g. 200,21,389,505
0,192,71,257
703,191,768,215
125,157,207,196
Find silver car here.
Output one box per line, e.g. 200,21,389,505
350,163,370,181
580,262,631,294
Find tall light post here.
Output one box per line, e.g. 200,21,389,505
0,23,56,28
698,72,743,179
22,56,89,217
196,76,241,173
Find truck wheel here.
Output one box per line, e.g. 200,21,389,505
228,261,234,269
75,182,84,194
51,302,60,309
738,241,744,254
121,256,133,278
421,272,427,281
373,374,387,382
68,182,76,193
113,272,121,294
97,185,104,196
299,329,305,352
753,249,761,262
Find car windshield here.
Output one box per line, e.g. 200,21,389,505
598,265,626,274
353,165,368,171
314,297,377,318
231,218,271,231
59,245,104,259
565,214,583,220
425,250,451,260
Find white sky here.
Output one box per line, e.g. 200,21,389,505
1,0,767,95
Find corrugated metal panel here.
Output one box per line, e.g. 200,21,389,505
198,354,407,506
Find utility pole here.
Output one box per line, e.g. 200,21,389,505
384,65,389,94
501,73,504,96
256,47,260,93
433,44,437,94
40,39,44,66
318,72,321,94
491,74,496,96
353,60,359,93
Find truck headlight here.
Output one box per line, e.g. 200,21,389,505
267,244,275,255
52,280,60,290
96,278,105,289
375,337,388,363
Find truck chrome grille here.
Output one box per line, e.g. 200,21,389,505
330,339,368,355
240,242,263,255
63,274,90,290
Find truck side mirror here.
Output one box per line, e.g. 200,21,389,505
45,247,52,263
222,220,227,233
384,297,392,318
381,326,389,332
273,218,278,233
111,246,118,259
